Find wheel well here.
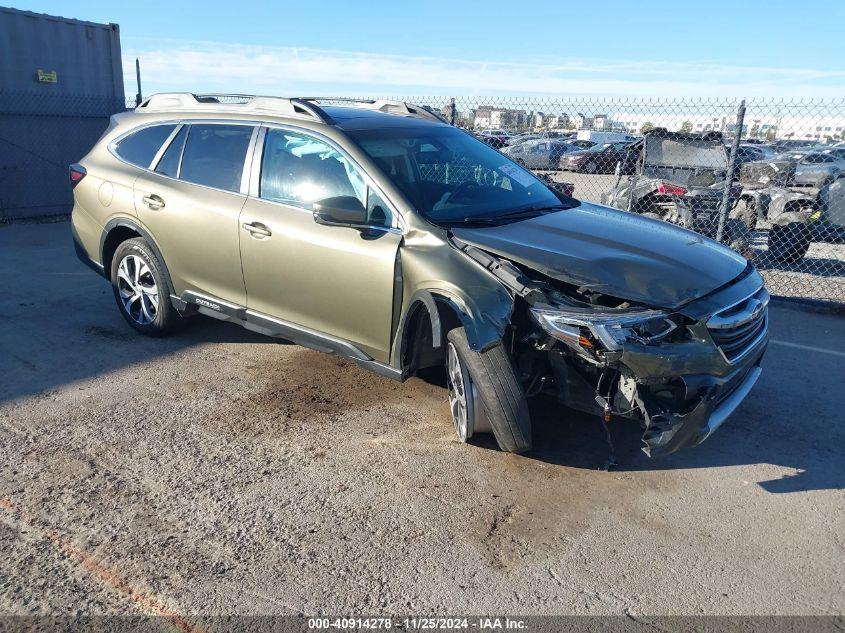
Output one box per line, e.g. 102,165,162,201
102,225,141,279
401,298,463,376
783,199,815,214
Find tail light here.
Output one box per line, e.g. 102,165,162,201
656,182,687,196
561,183,575,197
730,185,743,198
69,164,87,189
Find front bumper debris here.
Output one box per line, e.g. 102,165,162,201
635,354,765,457
544,272,769,458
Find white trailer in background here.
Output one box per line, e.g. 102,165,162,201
576,130,636,144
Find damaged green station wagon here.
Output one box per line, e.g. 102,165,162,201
71,94,768,460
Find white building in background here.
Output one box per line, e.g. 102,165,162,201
529,111,545,128
470,105,845,141
610,112,845,142
472,106,528,130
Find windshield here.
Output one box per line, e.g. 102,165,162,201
347,126,575,224
644,136,728,169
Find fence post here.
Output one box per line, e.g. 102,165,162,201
450,97,456,126
716,99,745,242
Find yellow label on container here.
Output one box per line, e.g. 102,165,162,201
37,69,57,83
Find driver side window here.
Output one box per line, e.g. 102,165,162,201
260,129,366,209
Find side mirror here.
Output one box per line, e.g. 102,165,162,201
313,196,368,228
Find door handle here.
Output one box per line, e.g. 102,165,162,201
142,194,165,210
242,222,272,238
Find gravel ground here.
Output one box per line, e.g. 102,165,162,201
0,222,843,618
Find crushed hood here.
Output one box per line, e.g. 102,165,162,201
450,202,748,309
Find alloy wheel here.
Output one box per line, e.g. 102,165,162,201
116,254,159,325
446,342,475,442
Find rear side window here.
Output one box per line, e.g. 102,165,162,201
179,124,253,193
115,125,176,168
154,125,188,178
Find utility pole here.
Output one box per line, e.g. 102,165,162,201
716,99,746,243
135,58,143,107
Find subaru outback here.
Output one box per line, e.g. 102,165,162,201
71,94,768,458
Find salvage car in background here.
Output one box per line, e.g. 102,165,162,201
748,149,845,188
789,151,845,186
732,144,776,177
602,130,749,253
506,131,573,146
561,141,634,174
501,139,582,170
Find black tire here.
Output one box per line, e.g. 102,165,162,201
730,198,757,230
768,223,811,263
447,328,531,453
110,238,184,337
584,160,598,174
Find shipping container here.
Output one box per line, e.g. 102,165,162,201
0,7,125,220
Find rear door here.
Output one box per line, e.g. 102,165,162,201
238,127,402,361
133,122,256,305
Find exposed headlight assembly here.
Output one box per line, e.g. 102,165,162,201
530,307,678,354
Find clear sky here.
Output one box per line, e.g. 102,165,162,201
10,0,845,98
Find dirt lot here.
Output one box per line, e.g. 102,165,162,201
0,222,843,618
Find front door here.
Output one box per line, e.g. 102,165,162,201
134,122,255,305
239,127,402,362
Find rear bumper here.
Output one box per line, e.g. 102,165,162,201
71,222,106,278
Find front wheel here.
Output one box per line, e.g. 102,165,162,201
445,328,531,453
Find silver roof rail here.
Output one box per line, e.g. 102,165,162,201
302,97,449,124
135,93,448,125
135,93,336,124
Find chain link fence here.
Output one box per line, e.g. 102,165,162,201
2,90,843,304
369,95,845,304
0,91,125,220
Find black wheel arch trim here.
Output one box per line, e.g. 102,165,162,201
100,217,175,293
391,288,507,373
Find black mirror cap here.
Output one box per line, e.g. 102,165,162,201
313,196,368,227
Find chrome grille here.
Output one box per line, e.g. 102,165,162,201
707,287,769,364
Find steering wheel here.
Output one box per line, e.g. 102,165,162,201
450,181,481,201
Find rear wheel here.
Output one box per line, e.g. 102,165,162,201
768,223,811,263
445,328,531,453
111,238,184,336
584,160,598,174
